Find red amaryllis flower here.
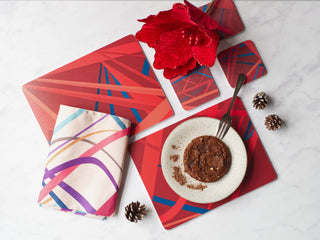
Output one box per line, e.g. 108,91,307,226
136,0,232,79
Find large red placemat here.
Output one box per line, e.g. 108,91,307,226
130,97,277,230
218,40,267,88
22,35,173,142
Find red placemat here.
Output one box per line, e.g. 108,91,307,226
218,40,267,88
170,67,220,111
130,97,277,230
200,0,245,39
22,35,173,142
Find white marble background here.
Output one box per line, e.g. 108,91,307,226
0,1,319,240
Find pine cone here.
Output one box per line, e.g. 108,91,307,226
125,201,147,223
252,92,269,110
265,114,282,130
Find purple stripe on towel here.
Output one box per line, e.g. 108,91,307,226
45,169,96,214
44,156,119,191
48,114,108,157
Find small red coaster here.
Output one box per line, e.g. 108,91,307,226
169,0,245,110
200,0,245,39
22,35,173,142
130,97,277,230
218,40,268,88
170,67,220,111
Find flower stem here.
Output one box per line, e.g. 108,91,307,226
205,0,216,14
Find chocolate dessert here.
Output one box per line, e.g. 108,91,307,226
183,135,231,182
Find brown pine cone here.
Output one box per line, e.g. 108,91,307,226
252,92,269,110
265,114,282,130
125,201,147,223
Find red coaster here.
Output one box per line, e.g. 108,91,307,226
22,35,173,142
200,0,245,39
169,0,244,111
170,67,220,111
130,97,277,230
218,40,268,88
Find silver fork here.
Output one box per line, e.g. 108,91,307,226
216,74,246,139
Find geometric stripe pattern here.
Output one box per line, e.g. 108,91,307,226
218,40,267,88
168,0,245,110
22,35,173,143
170,67,220,111
201,0,245,40
130,97,277,229
38,105,131,219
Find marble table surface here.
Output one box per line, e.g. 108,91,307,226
0,1,319,239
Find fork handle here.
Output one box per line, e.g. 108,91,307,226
227,74,246,113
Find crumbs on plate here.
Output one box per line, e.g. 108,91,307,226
169,154,179,162
187,183,207,191
172,166,187,186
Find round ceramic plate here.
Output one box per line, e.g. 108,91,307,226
161,117,247,204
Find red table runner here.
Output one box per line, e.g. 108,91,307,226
130,97,277,229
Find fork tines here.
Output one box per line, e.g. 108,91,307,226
216,116,231,140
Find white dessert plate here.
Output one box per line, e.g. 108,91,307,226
161,117,247,204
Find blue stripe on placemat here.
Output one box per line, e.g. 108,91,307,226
153,195,209,214
243,120,252,141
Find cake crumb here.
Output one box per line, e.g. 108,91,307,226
169,154,179,162
171,145,179,150
172,166,186,185
187,183,207,191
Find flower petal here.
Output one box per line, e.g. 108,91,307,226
184,0,233,35
192,30,219,66
153,28,194,69
136,12,180,48
136,3,195,48
170,3,194,23
163,58,197,79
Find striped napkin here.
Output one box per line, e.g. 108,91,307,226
37,105,131,218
